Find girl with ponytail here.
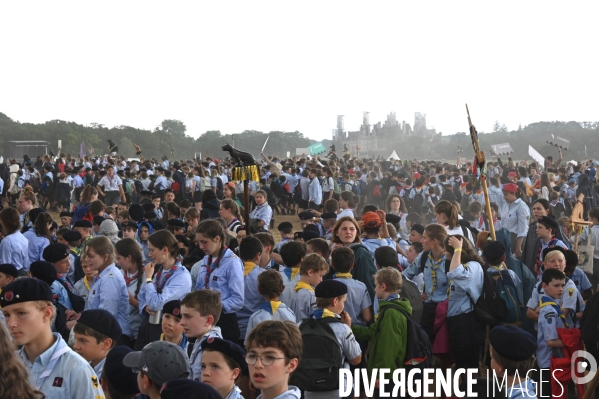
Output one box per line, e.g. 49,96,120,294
23,210,52,262
115,238,146,341
194,219,244,342
434,200,474,244
73,185,98,222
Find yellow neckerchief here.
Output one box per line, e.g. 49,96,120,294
83,276,92,291
244,262,256,277
489,262,506,272
427,253,444,294
160,333,182,345
335,272,353,278
290,267,300,280
317,308,337,318
539,296,569,328
294,281,314,293
262,301,281,315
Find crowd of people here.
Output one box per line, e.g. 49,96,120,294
0,146,598,399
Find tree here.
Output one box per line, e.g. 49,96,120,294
160,119,186,140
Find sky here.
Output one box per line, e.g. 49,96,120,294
1,1,597,142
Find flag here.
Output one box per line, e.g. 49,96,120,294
79,141,86,159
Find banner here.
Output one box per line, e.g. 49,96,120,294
546,134,569,150
490,143,513,155
307,142,326,155
528,145,545,168
79,141,86,159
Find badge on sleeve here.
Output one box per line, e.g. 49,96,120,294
568,288,574,298
53,377,64,387
92,376,99,388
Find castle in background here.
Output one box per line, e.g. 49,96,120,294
332,112,436,156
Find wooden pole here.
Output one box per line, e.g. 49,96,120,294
244,170,251,236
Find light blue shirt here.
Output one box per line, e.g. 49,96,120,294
570,267,592,292
73,175,84,188
98,175,122,191
446,261,484,317
536,302,565,368
139,262,191,313
154,175,167,191
334,275,371,326
282,173,299,192
527,279,579,329
237,265,265,339
290,287,316,324
0,231,30,271
93,357,106,381
51,281,73,310
508,378,537,399
245,302,297,345
124,271,146,339
188,327,222,381
249,204,272,231
195,249,244,314
403,252,449,303
501,199,530,238
361,237,396,259
0,177,4,194
86,263,132,337
300,177,311,201
308,177,322,205
19,333,105,399
23,229,51,263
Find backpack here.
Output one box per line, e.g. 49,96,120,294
124,178,134,194
375,303,433,373
56,279,86,313
372,184,381,198
8,173,18,194
358,179,366,196
488,268,524,325
580,291,599,362
171,180,180,194
522,180,534,198
467,267,508,326
295,317,343,392
460,192,471,211
333,179,341,196
29,176,40,192
134,179,143,195
293,181,303,202
411,187,425,213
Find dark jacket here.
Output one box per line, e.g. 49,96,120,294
200,199,221,220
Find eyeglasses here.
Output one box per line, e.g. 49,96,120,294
245,353,286,366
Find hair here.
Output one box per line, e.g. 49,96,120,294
537,218,557,236
331,246,354,273
305,238,330,258
73,321,116,348
339,191,356,208
411,241,423,253
165,202,181,219
542,268,566,286
489,345,535,376
280,241,307,267
32,212,53,239
315,295,346,309
185,207,200,220
258,269,285,299
105,206,116,217
0,323,45,398
85,236,116,267
0,208,21,234
238,236,263,262
544,249,565,263
278,224,293,235
34,300,58,324
299,253,329,275
254,232,275,251
148,229,180,260
533,198,553,218
19,187,38,207
254,190,267,199
374,267,403,293
245,320,302,365
89,200,106,216
434,200,459,229
589,207,599,221
331,216,361,245
374,246,399,268
195,219,227,259
181,289,222,325
323,199,339,213
385,194,408,213
443,235,485,264
467,201,482,214
221,199,242,221
475,231,492,251
423,224,448,247
114,238,144,299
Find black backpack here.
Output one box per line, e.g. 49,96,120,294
56,279,86,313
411,188,425,214
375,303,433,372
467,266,508,326
295,317,343,392
581,291,599,361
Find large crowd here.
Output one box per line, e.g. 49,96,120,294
0,146,598,399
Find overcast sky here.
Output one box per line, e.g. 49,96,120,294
1,2,597,142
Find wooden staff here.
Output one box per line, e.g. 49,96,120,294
466,104,496,240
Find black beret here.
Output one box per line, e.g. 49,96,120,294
62,230,82,243
201,337,247,370
298,211,315,221
128,204,144,221
542,245,568,261
142,203,156,211
150,220,164,230
565,249,579,267
294,231,303,240
303,224,320,241
175,235,191,247
144,211,157,220
74,220,93,228
160,379,222,399
315,279,348,299
538,216,559,232
321,212,338,220
489,326,536,361
410,223,425,235
164,188,174,194
59,211,73,218
277,221,293,231
0,264,18,278
140,190,154,196
482,241,506,263
78,309,123,340
385,213,401,225
163,300,182,319
93,215,106,226
42,244,70,263
1,277,53,307
167,219,185,228
28,208,45,224
103,346,139,395
121,220,139,230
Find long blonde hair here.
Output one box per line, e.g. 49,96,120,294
0,324,44,398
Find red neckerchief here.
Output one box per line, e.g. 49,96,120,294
155,264,179,294
124,271,138,286
205,247,228,287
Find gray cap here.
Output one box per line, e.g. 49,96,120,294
122,341,189,385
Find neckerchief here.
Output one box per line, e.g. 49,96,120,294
294,281,314,293
383,294,399,302
57,274,72,291
283,267,300,281
427,253,444,294
489,262,506,272
160,333,188,351
32,334,70,390
312,308,336,319
260,301,281,315
228,218,240,230
243,262,256,277
124,271,138,286
539,295,568,328
83,276,92,291
155,264,179,294
536,238,558,274
335,272,353,279
205,247,227,287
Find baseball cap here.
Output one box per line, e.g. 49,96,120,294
123,341,190,385
502,183,519,193
361,211,383,228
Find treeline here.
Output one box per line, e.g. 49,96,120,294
0,113,312,160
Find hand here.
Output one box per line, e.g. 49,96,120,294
145,262,155,279
515,248,522,258
144,305,154,316
375,209,386,223
65,310,78,321
357,220,365,231
448,235,463,249
421,292,428,301
66,320,77,330
340,311,351,327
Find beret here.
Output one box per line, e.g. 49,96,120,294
482,241,506,263
78,309,123,340
160,379,222,399
104,346,139,395
315,279,348,299
542,245,568,261
277,221,293,231
0,263,19,278
142,203,156,211
62,230,82,242
385,213,401,225
537,216,559,232
201,337,247,370
121,220,139,230
93,215,106,226
294,231,303,240
42,244,70,263
74,220,93,228
362,212,383,228
410,223,425,235
175,235,191,247
128,204,144,221
59,211,73,218
140,190,154,196
163,300,182,319
28,208,45,224
489,325,536,361
298,211,314,221
167,219,185,228
144,211,157,220
303,224,320,241
321,212,338,220
565,249,579,267
1,277,53,307
164,188,174,194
